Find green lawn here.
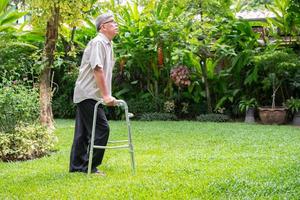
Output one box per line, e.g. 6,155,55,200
0,120,299,199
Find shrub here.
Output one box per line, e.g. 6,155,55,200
0,84,58,161
127,97,158,115
196,114,230,122
53,94,76,118
139,112,177,121
52,60,79,119
0,84,39,133
0,39,38,84
0,123,57,161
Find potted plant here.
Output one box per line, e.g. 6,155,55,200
286,97,300,126
239,98,257,123
258,72,288,124
254,50,300,124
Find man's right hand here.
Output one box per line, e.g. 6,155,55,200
103,96,116,106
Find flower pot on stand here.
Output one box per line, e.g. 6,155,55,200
286,98,300,126
245,108,255,123
258,106,287,124
239,98,257,123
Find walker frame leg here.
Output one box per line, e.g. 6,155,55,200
87,100,136,175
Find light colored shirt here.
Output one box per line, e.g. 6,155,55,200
73,33,115,103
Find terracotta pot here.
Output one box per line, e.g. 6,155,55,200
292,111,300,126
245,108,255,123
258,106,287,124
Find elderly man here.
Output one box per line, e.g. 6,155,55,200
69,13,118,175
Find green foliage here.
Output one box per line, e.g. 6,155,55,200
233,0,274,11
198,0,233,18
0,40,39,83
287,2,300,45
215,19,259,77
0,1,41,85
0,84,39,133
213,19,260,113
288,0,300,39
0,0,27,33
4,0,298,121
0,123,57,161
127,95,160,115
52,54,79,118
239,98,258,113
266,0,296,37
139,112,177,121
0,2,45,86
52,94,76,118
254,49,300,107
196,114,230,122
286,97,300,113
108,0,199,110
27,0,94,27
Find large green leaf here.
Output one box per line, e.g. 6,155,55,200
0,11,27,26
0,24,12,32
114,87,130,99
17,31,45,43
244,65,258,85
0,0,9,14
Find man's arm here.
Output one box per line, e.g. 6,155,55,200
94,65,116,106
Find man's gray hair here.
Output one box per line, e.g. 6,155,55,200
95,13,114,31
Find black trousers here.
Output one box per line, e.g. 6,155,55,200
69,99,109,173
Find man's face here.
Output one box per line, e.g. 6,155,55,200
101,17,118,37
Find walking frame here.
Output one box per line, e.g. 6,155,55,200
87,99,136,175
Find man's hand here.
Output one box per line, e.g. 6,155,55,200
103,96,116,106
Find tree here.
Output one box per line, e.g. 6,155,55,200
26,0,94,128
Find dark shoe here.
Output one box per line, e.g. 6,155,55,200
94,169,106,176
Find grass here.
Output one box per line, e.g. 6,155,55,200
0,120,299,199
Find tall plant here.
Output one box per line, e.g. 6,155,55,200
185,0,254,113
212,17,260,114
266,0,298,44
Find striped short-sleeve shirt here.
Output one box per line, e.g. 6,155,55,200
73,33,115,103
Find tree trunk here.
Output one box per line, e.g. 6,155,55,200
200,59,212,113
39,5,59,129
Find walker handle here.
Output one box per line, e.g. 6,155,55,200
115,99,126,107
